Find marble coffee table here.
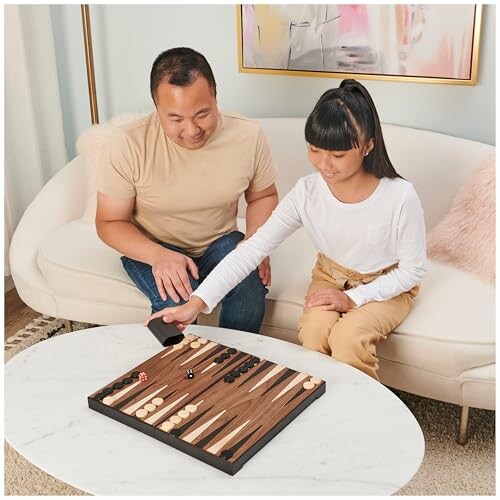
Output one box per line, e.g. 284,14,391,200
5,324,424,495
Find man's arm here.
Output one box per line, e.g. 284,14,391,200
95,192,198,302
244,183,279,239
95,192,165,264
243,183,279,286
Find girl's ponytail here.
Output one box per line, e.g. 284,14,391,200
339,79,402,179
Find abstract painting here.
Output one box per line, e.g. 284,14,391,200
237,5,482,84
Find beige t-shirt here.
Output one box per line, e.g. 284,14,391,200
97,111,277,257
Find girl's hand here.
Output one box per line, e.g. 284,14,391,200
144,296,207,331
304,288,357,312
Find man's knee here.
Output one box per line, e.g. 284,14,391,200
218,269,267,333
226,269,267,302
150,274,199,313
150,296,187,314
121,255,199,313
121,256,159,301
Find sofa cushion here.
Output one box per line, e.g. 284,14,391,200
37,220,149,308
395,260,494,344
377,260,495,377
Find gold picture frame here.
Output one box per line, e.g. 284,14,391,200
237,4,482,85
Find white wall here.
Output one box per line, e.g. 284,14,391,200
50,4,496,161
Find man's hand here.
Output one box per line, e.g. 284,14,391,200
151,249,199,303
237,240,271,287
144,296,206,331
96,192,199,303
304,288,357,312
257,257,271,286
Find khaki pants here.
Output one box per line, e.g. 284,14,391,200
298,254,420,381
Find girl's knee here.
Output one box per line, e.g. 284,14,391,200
299,328,331,355
328,323,381,380
329,324,373,357
298,311,338,355
297,280,342,355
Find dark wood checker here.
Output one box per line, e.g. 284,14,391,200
88,331,325,475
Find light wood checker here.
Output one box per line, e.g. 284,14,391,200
88,333,325,475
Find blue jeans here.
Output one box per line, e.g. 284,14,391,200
121,231,268,333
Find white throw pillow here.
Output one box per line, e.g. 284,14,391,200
76,113,147,223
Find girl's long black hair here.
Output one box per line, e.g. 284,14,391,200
305,79,402,179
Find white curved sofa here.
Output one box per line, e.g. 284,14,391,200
10,119,495,442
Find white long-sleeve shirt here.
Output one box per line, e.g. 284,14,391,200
192,173,427,312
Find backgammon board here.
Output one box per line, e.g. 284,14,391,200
88,331,325,475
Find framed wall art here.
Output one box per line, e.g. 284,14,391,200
237,4,482,85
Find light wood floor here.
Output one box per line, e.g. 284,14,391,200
4,289,40,341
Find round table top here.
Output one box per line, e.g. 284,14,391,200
5,324,424,495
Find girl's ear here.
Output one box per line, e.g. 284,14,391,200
365,138,374,155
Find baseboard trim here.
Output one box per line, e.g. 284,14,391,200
5,275,15,293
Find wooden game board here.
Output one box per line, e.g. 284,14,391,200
88,331,326,475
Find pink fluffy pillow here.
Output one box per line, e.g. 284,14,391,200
427,155,495,283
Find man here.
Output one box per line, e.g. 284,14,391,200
95,47,278,333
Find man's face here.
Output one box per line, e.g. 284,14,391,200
155,76,218,150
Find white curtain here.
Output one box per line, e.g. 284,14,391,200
4,5,67,276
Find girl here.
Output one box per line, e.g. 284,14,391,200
146,79,426,381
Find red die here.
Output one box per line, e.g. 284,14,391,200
138,371,148,382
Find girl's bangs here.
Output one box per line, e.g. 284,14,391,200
305,100,361,151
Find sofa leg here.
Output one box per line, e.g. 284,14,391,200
63,320,74,332
457,406,470,445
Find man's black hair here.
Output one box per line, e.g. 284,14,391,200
150,47,217,102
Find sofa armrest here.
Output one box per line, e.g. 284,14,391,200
9,156,87,312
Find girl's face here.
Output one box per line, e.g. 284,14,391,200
307,138,374,185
